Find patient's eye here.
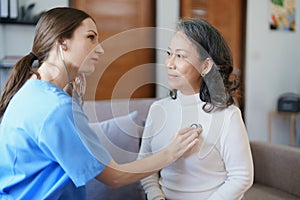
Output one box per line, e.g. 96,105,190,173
176,53,183,58
166,50,171,56
175,53,188,60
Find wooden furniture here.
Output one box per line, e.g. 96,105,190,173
268,110,300,146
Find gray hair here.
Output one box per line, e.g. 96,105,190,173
172,18,239,112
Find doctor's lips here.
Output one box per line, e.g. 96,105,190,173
168,73,179,79
91,57,99,64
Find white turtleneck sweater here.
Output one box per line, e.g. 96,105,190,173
138,92,253,200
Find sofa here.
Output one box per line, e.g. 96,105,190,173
83,98,155,200
244,141,300,200
83,98,300,200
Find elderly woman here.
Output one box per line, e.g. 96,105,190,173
139,18,253,200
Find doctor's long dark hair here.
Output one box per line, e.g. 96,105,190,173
0,7,93,118
170,18,239,113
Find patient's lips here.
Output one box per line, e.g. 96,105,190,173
168,73,179,79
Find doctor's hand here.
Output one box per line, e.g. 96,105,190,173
166,126,202,162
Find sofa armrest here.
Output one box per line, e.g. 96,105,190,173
250,141,300,197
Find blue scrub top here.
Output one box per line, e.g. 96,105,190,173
0,79,111,199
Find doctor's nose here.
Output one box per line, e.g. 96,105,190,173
95,43,104,55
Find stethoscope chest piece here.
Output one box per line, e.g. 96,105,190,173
190,123,202,129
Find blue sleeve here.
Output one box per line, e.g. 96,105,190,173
38,100,112,187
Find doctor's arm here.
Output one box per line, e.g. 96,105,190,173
96,126,200,189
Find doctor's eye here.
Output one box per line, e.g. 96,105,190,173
88,35,96,41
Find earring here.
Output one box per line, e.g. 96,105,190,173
201,72,206,77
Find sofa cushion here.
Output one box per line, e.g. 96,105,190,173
83,98,156,126
86,179,145,200
245,183,300,200
250,141,300,197
84,99,156,200
89,111,141,164
87,111,146,200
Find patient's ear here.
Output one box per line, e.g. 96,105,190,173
201,58,213,77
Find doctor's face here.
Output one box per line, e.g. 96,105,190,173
66,18,104,74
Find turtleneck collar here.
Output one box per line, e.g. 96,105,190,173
177,91,204,106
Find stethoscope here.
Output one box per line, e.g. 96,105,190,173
190,123,202,129
59,44,82,104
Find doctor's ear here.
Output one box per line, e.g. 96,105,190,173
201,58,213,77
57,39,67,51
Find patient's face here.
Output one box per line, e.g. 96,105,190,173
165,31,203,95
